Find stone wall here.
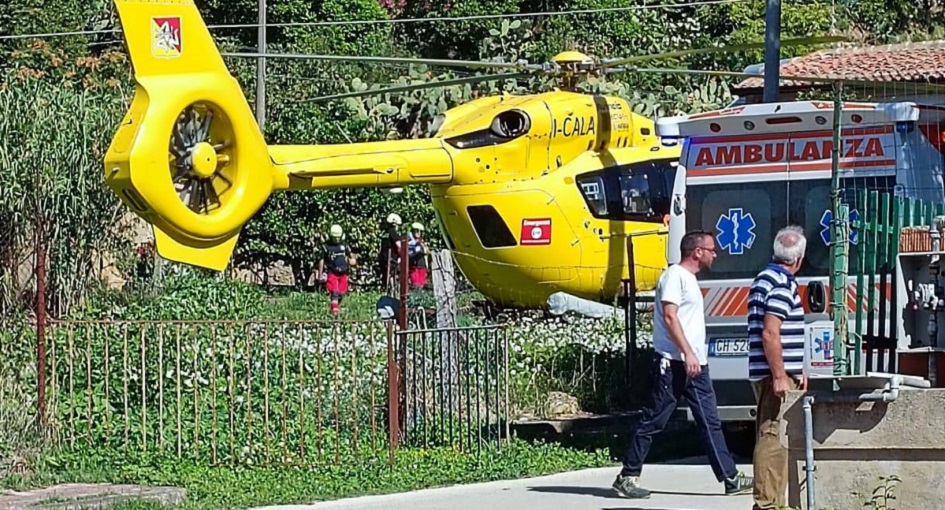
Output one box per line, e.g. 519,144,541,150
782,387,945,510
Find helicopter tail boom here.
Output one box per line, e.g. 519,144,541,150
270,138,454,190
105,0,276,271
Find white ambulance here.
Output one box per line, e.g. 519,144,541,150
655,100,945,431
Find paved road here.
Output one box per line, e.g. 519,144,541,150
256,457,754,510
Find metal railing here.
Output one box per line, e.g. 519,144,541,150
42,319,512,465
393,325,509,453
45,319,389,465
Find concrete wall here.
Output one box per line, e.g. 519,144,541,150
781,388,945,510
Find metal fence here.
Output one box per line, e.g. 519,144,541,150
393,325,509,454
848,192,945,375
45,319,390,465
40,319,511,465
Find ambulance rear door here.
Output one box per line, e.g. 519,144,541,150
658,101,917,409
673,107,789,390
782,104,914,375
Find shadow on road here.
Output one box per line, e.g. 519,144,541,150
649,489,728,497
526,486,624,499
527,485,730,499
601,507,689,510
602,508,690,510
657,455,752,466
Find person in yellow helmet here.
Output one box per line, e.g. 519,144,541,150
316,224,355,314
408,222,429,289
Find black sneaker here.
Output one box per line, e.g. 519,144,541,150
612,474,651,499
724,471,754,495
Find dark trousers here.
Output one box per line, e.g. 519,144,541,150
622,353,738,482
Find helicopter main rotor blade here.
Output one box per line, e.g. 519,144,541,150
614,66,945,93
222,51,539,71
301,72,535,103
597,35,847,69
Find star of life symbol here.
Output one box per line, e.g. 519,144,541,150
716,208,756,256
152,17,182,59
819,208,860,246
815,331,832,359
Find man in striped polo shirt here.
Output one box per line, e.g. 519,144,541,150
747,225,808,510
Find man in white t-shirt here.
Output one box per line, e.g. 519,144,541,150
613,231,753,499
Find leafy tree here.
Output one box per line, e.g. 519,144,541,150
0,76,130,316
1,0,934,301
392,0,520,60
837,0,945,43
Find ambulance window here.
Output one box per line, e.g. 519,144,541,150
686,182,788,280
788,175,896,277
466,205,517,248
788,180,831,277
577,174,609,216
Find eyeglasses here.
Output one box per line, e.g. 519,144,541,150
697,245,717,253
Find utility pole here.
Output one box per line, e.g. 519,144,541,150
763,0,781,103
256,0,267,130
829,81,850,377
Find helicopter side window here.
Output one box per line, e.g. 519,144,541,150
467,205,518,248
577,175,608,216
619,173,650,214
616,160,676,222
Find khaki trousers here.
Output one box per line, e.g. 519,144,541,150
751,375,800,510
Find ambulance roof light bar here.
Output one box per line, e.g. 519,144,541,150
655,101,919,141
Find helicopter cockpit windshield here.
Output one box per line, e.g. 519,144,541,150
576,159,677,223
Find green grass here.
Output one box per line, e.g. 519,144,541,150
255,285,486,325
257,287,388,320
5,441,613,509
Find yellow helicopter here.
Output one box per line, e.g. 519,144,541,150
104,0,841,308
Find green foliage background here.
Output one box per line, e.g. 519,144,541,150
2,0,924,304
0,1,938,498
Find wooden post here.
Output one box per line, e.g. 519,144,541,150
35,220,47,432
432,250,457,329
34,164,47,432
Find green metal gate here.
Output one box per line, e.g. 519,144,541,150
841,191,945,376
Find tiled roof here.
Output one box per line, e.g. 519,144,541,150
734,40,945,89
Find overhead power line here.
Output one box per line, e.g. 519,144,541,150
0,29,111,41
208,0,747,29
0,0,747,41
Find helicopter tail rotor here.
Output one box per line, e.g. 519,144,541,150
104,0,274,271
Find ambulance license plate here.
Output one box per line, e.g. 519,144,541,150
709,338,749,357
